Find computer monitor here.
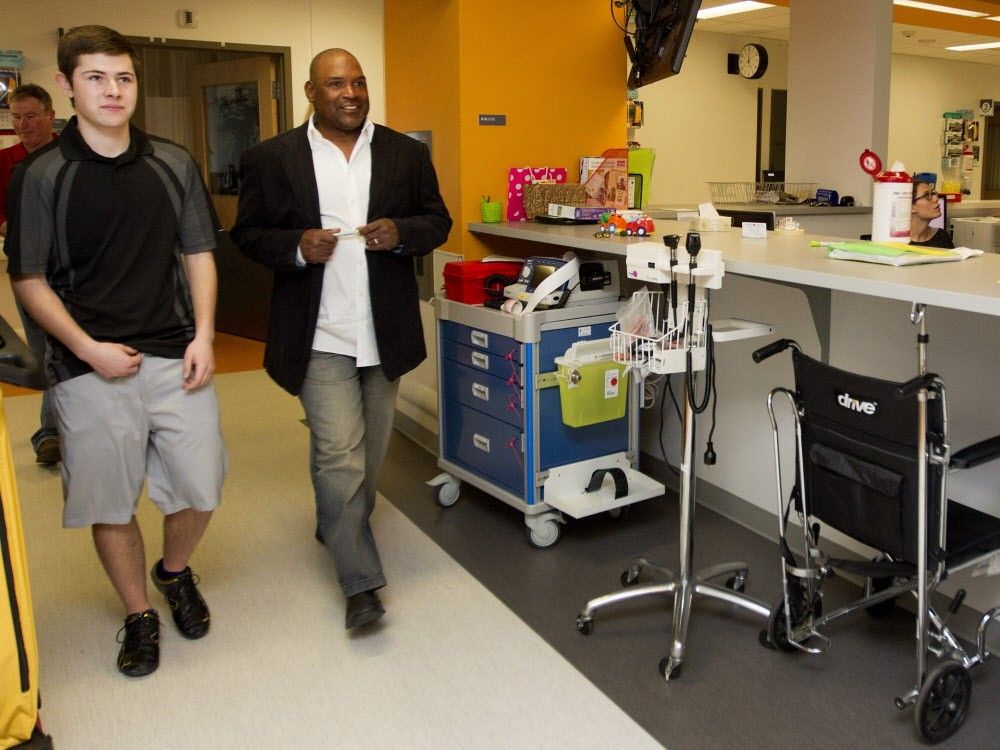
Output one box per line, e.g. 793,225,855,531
716,208,776,231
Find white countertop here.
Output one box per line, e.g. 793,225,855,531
469,220,1000,317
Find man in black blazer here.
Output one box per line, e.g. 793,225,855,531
232,48,451,630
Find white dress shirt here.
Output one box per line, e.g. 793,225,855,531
306,115,380,365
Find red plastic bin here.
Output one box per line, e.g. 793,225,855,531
443,260,523,304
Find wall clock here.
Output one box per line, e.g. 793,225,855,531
738,43,768,80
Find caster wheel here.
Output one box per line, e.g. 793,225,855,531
916,661,971,743
767,598,796,652
527,519,561,549
766,586,822,653
607,505,630,521
576,616,593,636
726,572,747,593
621,566,641,587
865,574,898,619
435,480,460,508
658,657,681,680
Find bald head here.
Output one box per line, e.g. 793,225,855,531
309,49,362,83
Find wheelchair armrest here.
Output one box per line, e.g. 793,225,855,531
951,434,1000,470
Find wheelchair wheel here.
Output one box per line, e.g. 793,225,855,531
764,584,822,652
915,661,971,744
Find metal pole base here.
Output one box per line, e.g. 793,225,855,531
576,557,769,677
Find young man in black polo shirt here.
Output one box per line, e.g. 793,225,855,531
5,25,227,677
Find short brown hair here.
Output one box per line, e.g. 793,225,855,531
9,84,53,113
57,25,139,80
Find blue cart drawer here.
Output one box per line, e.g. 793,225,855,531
441,320,519,362
441,339,519,381
442,362,522,428
442,401,524,494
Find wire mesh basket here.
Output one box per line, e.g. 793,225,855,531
610,289,708,376
707,181,817,205
706,182,755,203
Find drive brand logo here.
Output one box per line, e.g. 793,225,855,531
836,390,877,415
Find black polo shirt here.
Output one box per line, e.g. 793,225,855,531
5,116,220,383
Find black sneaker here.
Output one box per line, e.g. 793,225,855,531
116,609,159,677
150,565,210,639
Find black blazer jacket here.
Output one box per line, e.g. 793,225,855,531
231,122,452,395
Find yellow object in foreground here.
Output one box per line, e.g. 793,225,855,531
808,240,954,257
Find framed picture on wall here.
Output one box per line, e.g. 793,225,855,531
965,120,980,142
0,68,19,108
0,67,20,133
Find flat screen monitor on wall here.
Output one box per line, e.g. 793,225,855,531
625,0,702,89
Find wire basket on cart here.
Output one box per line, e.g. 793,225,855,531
610,289,708,377
707,181,817,205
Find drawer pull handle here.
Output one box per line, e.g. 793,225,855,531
471,351,489,369
473,434,491,453
470,330,489,348
472,383,490,401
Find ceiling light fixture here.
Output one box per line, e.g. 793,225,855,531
697,2,774,21
946,41,1000,50
893,1,988,18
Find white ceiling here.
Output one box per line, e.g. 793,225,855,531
694,1,1000,66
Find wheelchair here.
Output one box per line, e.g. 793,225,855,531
754,331,1000,744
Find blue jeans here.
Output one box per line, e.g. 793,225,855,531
299,352,399,597
16,302,57,450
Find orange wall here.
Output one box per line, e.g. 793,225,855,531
385,0,626,259
384,0,463,258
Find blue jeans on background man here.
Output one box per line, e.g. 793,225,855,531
299,352,399,598
16,301,59,464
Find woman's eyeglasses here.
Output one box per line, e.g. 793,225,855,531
913,190,939,203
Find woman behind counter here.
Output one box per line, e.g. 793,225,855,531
910,178,955,248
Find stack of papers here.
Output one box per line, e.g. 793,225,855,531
810,240,984,267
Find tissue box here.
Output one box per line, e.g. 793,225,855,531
689,216,732,232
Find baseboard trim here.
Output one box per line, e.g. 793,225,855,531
393,411,437,457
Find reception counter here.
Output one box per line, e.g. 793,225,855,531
469,220,1000,316
646,200,1000,238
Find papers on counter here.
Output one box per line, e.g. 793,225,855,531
811,240,984,267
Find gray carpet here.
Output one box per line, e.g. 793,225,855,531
380,430,1000,750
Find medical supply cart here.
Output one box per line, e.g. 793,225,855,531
429,297,663,548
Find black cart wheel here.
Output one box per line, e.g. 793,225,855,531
726,571,747,593
766,598,796,652
621,566,641,587
658,657,681,680
764,585,822,652
915,661,971,744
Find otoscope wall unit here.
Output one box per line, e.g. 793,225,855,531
428,297,663,548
